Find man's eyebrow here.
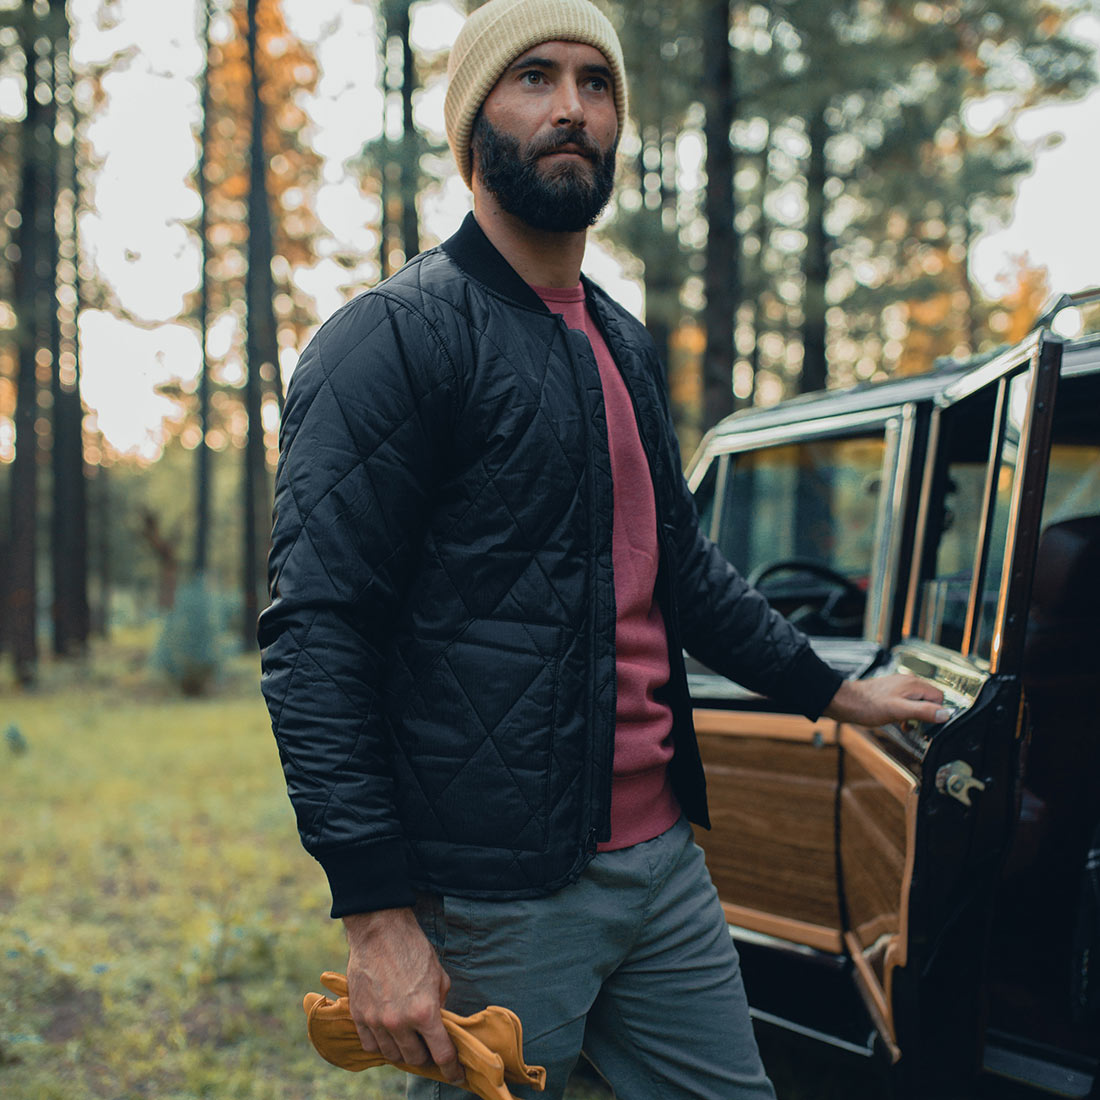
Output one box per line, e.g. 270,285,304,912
508,54,559,72
507,55,612,81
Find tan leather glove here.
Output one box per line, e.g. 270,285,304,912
303,971,546,1100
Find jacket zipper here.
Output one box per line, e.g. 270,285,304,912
558,316,615,853
584,299,709,824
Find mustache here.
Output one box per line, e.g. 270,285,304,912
527,127,601,162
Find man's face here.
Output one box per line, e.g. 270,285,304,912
473,40,618,232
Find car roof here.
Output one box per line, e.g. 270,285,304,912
700,331,1100,452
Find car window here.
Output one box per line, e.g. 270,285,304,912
692,454,722,540
716,435,885,577
1041,443,1100,527
913,387,999,654
708,434,887,638
974,374,1030,660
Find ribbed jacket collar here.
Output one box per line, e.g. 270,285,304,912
441,212,606,318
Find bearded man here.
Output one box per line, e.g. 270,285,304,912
259,1,949,1097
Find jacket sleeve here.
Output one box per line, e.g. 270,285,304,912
258,291,456,918
659,426,843,722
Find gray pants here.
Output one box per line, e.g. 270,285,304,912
409,818,777,1100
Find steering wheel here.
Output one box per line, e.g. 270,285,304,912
747,558,866,635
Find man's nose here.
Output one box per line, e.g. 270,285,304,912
551,80,585,127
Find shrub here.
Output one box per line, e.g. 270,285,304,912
151,576,225,696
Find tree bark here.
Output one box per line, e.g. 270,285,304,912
49,5,89,658
395,0,420,262
800,104,830,395
702,0,739,430
243,0,277,644
195,0,213,576
9,7,45,685
194,0,213,580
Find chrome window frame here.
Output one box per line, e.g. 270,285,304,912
900,330,1062,673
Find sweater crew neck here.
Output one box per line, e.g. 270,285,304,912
528,282,586,305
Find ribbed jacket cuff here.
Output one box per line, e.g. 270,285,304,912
317,839,417,919
784,646,845,722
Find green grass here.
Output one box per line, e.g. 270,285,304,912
0,629,617,1100
0,630,864,1100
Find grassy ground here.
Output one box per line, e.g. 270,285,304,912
0,630,878,1100
0,631,610,1100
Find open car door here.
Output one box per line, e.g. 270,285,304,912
686,390,924,1054
688,331,1063,1095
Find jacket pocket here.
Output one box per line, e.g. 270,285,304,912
395,619,565,853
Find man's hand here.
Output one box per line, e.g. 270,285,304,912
342,907,465,1086
823,673,952,729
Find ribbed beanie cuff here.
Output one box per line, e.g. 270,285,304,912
445,0,628,188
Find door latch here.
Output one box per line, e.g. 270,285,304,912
935,760,987,807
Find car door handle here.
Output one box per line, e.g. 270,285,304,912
935,760,988,807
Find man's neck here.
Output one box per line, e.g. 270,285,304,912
472,191,586,289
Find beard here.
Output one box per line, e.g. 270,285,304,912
471,113,617,232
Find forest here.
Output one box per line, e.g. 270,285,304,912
0,0,1096,687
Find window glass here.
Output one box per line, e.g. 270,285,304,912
711,434,886,637
1041,443,1100,528
974,374,1030,661
692,455,722,540
914,388,999,652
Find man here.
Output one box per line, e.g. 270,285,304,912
258,1,950,1097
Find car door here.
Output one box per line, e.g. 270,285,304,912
686,403,920,1049
835,330,1063,1094
687,331,1063,1090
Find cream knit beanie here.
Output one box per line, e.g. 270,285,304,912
445,0,628,188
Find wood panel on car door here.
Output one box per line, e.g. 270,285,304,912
692,709,844,954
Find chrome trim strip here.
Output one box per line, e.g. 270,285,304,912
693,407,897,459
748,1007,877,1059
938,330,1044,406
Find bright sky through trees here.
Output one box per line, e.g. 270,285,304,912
17,0,1100,457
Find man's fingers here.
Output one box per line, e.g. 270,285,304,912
900,699,954,726
357,1020,431,1068
421,1017,465,1084
390,1027,434,1069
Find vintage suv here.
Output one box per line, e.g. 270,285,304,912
685,295,1100,1099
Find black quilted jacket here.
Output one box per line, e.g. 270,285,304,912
258,213,842,918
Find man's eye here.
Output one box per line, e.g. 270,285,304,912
522,71,544,85
589,77,608,92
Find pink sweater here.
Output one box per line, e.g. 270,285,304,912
533,284,681,850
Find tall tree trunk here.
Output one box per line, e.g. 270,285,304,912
195,0,213,576
395,0,419,262
378,148,391,279
702,0,738,430
243,0,278,645
960,206,976,355
800,104,829,395
9,7,46,685
637,129,674,374
49,5,88,658
89,458,110,637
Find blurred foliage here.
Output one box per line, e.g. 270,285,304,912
0,0,1096,672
